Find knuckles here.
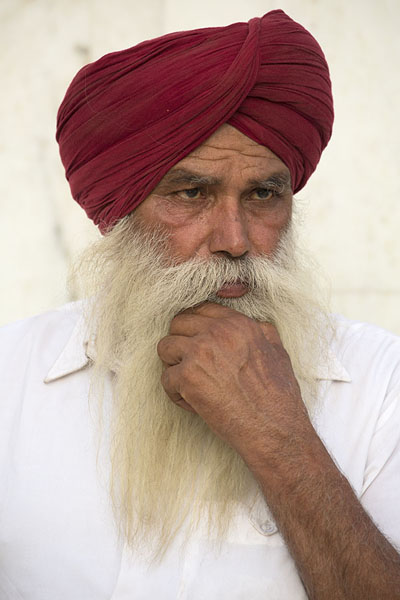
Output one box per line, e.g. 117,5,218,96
160,367,171,389
160,309,287,386
156,338,164,357
156,336,169,359
161,364,192,403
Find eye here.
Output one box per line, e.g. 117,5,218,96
251,188,274,201
176,187,203,200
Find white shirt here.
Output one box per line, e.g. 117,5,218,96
0,302,399,599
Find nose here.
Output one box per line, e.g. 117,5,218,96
208,200,250,258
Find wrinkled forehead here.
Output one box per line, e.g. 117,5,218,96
156,125,291,187
189,124,284,160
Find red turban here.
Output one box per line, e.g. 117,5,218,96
56,9,333,232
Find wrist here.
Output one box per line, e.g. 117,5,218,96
243,420,328,498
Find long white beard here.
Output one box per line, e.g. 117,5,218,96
74,214,331,559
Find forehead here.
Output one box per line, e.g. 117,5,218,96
162,124,290,184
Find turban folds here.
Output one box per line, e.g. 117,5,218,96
56,10,333,232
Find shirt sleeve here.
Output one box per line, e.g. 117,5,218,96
360,384,400,551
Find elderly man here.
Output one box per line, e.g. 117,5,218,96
1,9,399,600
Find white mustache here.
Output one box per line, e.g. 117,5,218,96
74,213,329,558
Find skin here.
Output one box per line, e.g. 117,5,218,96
135,124,292,266
137,124,400,598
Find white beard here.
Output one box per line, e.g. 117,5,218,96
74,214,331,559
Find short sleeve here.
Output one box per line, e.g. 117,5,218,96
360,386,400,550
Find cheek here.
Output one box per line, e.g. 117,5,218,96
248,204,292,250
136,199,210,258
137,195,206,228
249,226,280,255
166,221,210,259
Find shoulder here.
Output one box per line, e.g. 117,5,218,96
0,302,85,377
330,313,400,398
332,314,400,363
316,316,400,485
0,301,83,341
332,313,400,348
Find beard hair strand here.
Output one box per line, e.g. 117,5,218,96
71,213,332,560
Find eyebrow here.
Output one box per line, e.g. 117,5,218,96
248,172,292,193
158,169,221,187
157,168,292,191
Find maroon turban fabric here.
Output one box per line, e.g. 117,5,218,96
56,9,333,232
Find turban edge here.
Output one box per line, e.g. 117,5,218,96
56,9,334,232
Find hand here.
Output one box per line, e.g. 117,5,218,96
160,306,400,600
157,302,311,467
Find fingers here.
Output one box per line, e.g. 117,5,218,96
170,302,241,336
169,313,211,336
258,321,283,345
182,302,238,319
168,303,283,350
160,365,196,413
157,335,189,365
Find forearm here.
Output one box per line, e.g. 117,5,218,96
158,305,400,596
247,426,400,600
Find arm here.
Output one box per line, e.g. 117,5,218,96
249,419,400,599
158,302,400,599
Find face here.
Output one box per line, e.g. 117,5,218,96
135,125,292,296
85,131,326,555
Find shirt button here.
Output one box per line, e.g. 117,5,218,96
259,521,277,535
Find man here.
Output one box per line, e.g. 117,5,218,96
0,9,399,599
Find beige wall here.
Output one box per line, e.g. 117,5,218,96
1,0,400,332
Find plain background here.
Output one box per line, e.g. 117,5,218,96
1,0,399,332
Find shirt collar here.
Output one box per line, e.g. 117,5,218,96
44,311,352,384
44,311,93,383
316,347,351,382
